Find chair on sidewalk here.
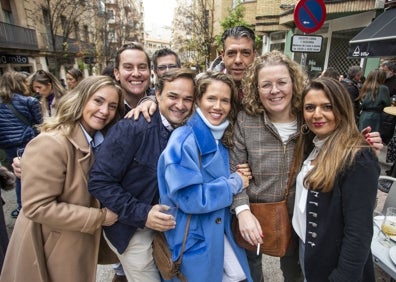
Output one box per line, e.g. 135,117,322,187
379,175,396,213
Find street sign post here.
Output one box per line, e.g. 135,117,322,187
294,0,326,34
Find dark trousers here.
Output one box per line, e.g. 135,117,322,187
247,233,303,282
4,146,22,209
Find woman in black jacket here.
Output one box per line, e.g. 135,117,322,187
293,77,379,281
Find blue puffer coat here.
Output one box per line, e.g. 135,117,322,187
0,93,42,149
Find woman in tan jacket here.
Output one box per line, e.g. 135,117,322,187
0,75,124,282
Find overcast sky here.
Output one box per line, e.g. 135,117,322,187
143,0,176,40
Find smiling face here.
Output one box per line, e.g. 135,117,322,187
156,77,195,127
114,49,150,98
221,36,255,84
80,86,120,136
32,81,53,97
303,89,336,139
196,80,231,126
258,64,294,122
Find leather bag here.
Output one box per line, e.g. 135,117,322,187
232,159,296,257
152,215,191,281
232,200,291,257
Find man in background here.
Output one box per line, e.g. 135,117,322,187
341,65,362,122
149,48,181,95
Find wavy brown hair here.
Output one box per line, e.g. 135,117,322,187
242,50,307,117
357,69,387,101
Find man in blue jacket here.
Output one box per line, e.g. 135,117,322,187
88,68,196,282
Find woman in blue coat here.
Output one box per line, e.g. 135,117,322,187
0,71,43,217
157,71,252,282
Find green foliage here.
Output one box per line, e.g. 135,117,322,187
220,2,250,31
215,1,261,50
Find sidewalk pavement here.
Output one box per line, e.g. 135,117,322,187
2,146,392,282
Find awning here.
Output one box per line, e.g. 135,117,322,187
348,8,396,58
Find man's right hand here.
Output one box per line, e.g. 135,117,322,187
145,204,176,231
124,99,157,122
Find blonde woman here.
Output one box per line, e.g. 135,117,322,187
0,76,124,282
30,70,66,117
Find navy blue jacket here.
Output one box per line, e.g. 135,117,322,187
0,94,42,148
88,109,171,253
304,148,379,282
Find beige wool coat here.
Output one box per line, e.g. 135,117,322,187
0,125,108,282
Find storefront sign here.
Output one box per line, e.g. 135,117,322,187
291,35,323,52
0,54,29,64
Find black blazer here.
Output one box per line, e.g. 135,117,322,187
304,148,379,282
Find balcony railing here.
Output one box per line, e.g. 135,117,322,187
39,33,95,55
0,22,38,50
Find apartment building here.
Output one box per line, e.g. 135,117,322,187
0,0,144,78
176,0,394,76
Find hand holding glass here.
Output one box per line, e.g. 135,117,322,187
162,206,178,219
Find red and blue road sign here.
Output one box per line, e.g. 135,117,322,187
294,0,326,34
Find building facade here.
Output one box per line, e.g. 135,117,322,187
0,0,144,78
202,0,394,76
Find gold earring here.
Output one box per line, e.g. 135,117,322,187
300,124,310,135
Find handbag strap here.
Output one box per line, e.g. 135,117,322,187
175,214,192,265
284,157,296,200
6,103,33,126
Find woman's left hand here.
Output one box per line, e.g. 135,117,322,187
362,126,383,155
102,208,118,226
236,163,252,178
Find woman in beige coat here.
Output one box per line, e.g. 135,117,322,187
0,75,124,282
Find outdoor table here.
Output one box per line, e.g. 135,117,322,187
372,223,396,279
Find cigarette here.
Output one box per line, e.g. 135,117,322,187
256,243,260,256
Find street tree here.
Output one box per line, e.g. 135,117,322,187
216,2,261,50
39,0,97,75
172,0,214,70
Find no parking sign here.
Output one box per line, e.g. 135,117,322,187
294,0,326,34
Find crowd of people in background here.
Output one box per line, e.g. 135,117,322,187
0,25,393,282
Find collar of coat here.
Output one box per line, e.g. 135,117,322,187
66,124,91,154
188,112,218,156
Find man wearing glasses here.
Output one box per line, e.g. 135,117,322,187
152,48,181,78
149,48,181,96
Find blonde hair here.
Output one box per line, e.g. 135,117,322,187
40,76,123,136
242,50,307,117
30,70,66,115
195,71,238,148
294,77,373,193
0,71,30,103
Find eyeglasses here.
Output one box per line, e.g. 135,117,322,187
258,79,291,93
157,64,179,71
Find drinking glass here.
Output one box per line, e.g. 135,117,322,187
162,206,178,219
380,207,396,247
